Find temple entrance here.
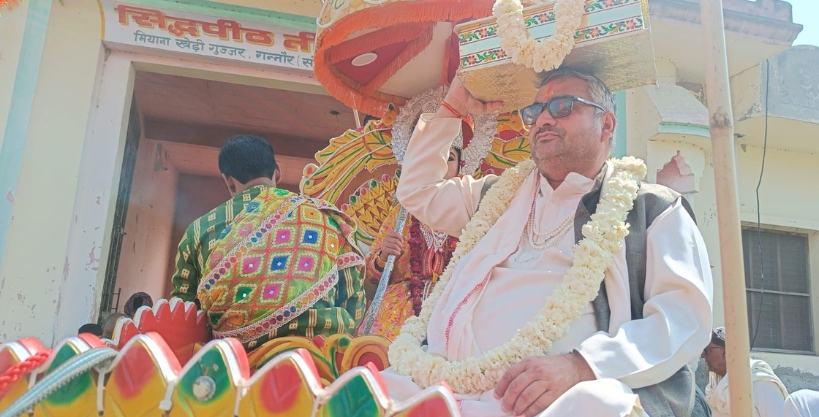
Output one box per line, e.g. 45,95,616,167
100,70,356,316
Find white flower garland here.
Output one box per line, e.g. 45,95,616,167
493,0,587,73
388,157,647,394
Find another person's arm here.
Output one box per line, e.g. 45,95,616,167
754,380,787,417
364,207,409,298
170,228,200,303
575,198,714,387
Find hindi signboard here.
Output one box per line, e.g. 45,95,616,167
100,1,315,71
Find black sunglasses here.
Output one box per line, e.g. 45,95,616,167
520,95,607,125
702,346,725,355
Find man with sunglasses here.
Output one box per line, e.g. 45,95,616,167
380,69,713,417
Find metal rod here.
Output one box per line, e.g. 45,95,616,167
363,205,409,334
700,0,753,415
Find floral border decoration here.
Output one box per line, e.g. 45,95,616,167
457,0,638,46
460,17,643,70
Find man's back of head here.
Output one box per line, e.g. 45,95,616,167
78,323,103,337
218,135,280,196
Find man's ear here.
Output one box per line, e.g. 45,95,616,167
273,167,282,186
222,173,237,195
600,112,616,144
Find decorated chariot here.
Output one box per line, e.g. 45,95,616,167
1,0,754,414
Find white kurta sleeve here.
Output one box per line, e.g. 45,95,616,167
395,114,491,237
576,198,714,388
784,389,819,417
754,380,787,417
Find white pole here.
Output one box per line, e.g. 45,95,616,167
699,0,753,415
353,109,362,129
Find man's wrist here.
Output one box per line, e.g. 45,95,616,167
570,350,596,382
433,106,460,120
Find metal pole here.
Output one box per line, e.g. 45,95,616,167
699,0,753,415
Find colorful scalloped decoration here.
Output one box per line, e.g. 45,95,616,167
0,337,47,409
0,334,461,416
109,298,210,365
246,333,391,385
0,335,105,416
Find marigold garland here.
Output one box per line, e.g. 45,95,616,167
388,157,647,395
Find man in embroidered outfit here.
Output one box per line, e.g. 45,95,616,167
703,327,788,417
172,135,366,353
171,135,285,303
381,70,714,417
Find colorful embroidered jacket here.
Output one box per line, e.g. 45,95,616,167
197,187,366,351
171,185,267,302
362,204,457,340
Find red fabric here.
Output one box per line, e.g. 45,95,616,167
334,42,410,86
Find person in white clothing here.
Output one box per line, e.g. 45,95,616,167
784,390,819,417
702,327,788,417
378,69,714,417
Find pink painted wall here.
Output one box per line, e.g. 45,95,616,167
114,139,179,309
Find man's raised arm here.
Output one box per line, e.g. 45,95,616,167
396,78,505,237
395,114,489,237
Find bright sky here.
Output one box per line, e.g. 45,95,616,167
789,0,818,47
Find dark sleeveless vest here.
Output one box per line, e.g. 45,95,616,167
480,164,705,417
576,167,699,417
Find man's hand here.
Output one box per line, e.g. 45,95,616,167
435,77,505,119
493,351,596,417
378,232,404,263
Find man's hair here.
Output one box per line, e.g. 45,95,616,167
101,312,128,339
124,292,153,318
537,68,617,148
78,323,103,336
218,135,277,184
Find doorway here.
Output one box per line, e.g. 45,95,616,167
99,70,356,316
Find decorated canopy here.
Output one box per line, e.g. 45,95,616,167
314,0,495,117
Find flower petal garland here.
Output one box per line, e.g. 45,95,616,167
493,0,587,73
388,157,647,395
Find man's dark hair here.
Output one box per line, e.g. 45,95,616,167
78,323,103,337
218,135,277,184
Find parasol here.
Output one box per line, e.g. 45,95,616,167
313,0,496,117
